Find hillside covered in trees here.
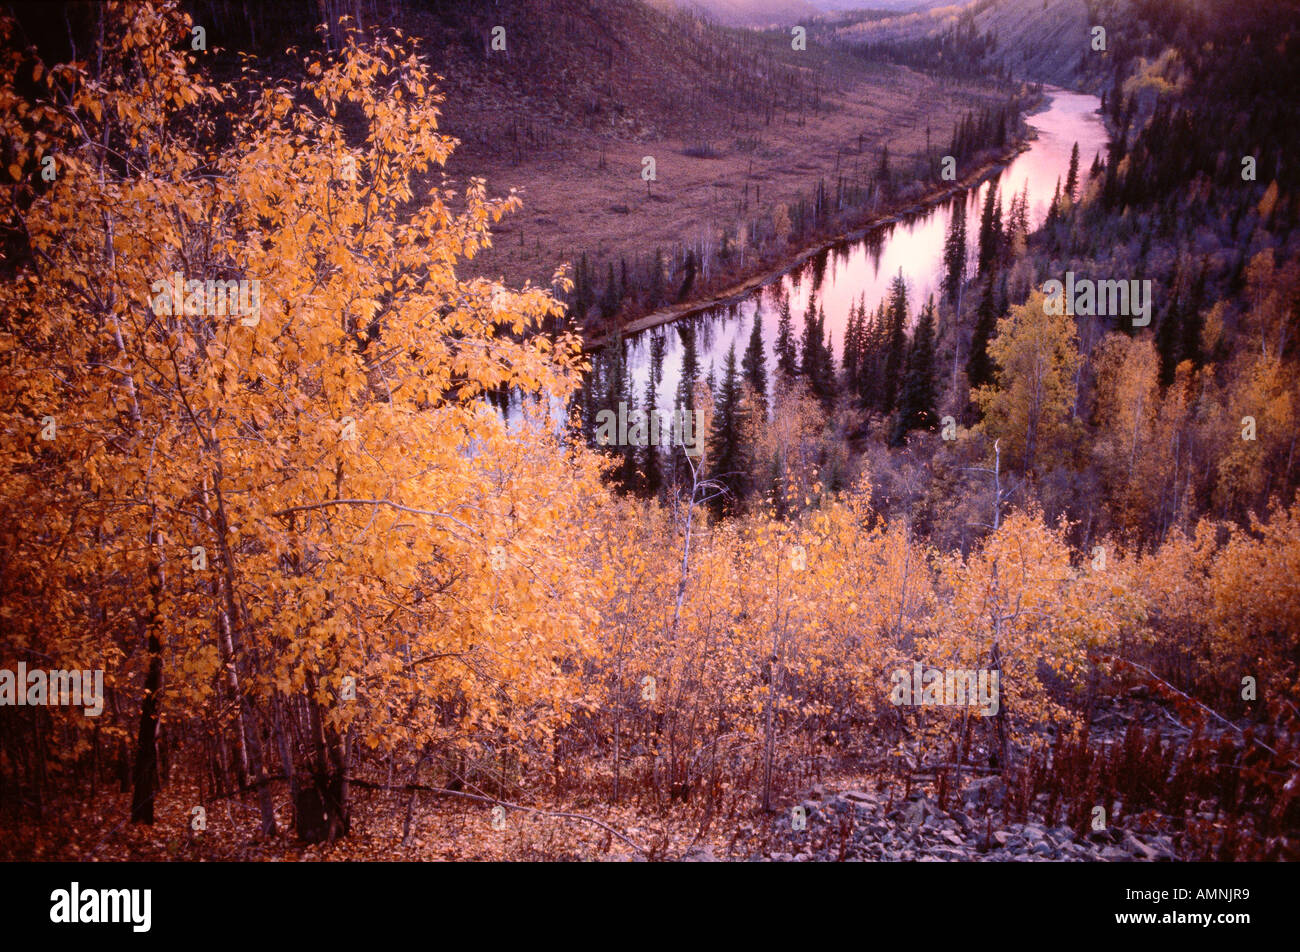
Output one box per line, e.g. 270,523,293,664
0,0,1297,870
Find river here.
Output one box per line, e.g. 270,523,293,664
612,87,1109,418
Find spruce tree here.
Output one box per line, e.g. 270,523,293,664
815,321,837,411
842,297,864,391
600,333,637,490
741,311,768,417
977,182,1001,276
1155,299,1181,387
1064,142,1080,203
677,249,697,302
573,252,592,319
676,321,699,412
708,344,745,512
883,271,909,412
1009,182,1029,246
1046,177,1061,227
1180,257,1210,369
775,295,799,378
601,261,620,319
967,272,999,394
642,333,666,497
669,322,701,493
942,200,967,303
892,298,938,445
866,301,892,411
800,297,821,378
648,248,665,306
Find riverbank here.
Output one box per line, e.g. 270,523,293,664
583,132,1037,352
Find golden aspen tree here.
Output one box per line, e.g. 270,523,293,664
927,508,1140,761
974,290,1082,474
1205,504,1300,705
0,2,608,837
1092,333,1162,536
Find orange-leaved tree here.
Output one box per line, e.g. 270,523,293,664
0,1,606,840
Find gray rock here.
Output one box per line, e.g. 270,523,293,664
932,847,968,861
962,776,1007,809
904,797,933,828
1123,834,1167,861
681,846,718,862
1150,835,1178,860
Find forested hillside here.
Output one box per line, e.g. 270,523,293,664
0,0,1297,868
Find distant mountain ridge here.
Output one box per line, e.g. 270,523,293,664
654,0,1124,88
651,0,943,28
833,0,1132,88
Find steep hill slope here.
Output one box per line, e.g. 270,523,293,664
648,0,821,27
833,0,1135,88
